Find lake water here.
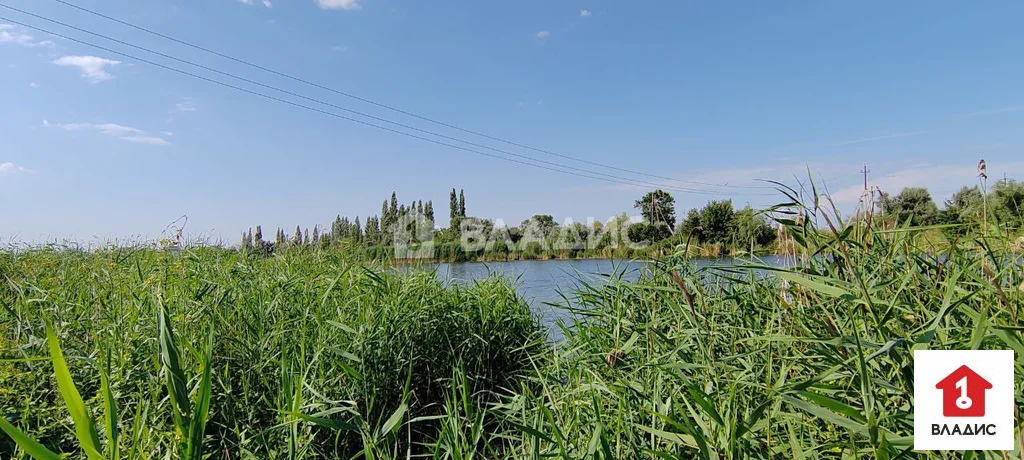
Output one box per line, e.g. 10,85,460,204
422,256,790,339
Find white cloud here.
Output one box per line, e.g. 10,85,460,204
29,82,39,88
176,100,197,112
0,162,32,175
580,9,592,17
960,106,1024,117
0,24,54,47
333,44,350,52
52,55,121,83
120,135,173,145
316,0,361,10
831,131,928,146
43,120,170,146
535,31,550,39
237,0,273,7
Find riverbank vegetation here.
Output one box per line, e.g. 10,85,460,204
0,247,542,458
2,173,1023,458
237,187,779,262
237,176,1023,262
504,187,1024,458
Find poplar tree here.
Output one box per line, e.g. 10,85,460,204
381,200,390,240
450,188,458,221
353,217,362,242
304,228,310,246
425,201,434,224
254,226,264,251
340,217,351,238
365,217,378,244
275,228,285,247
294,225,303,246
390,192,399,222
311,226,320,245
331,216,342,240
397,205,407,242
405,202,416,240
458,189,466,217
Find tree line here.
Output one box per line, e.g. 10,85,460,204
240,190,450,253
877,179,1024,232
238,175,1023,261
238,186,778,260
629,190,777,255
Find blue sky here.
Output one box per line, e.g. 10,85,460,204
2,0,1023,244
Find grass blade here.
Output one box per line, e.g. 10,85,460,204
99,350,119,460
185,330,214,460
0,417,63,460
46,322,103,460
157,299,191,433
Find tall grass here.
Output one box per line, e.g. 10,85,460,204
0,247,541,458
489,188,1023,458
1,188,1022,457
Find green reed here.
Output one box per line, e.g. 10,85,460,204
1,190,1022,458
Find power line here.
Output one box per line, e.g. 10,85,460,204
0,5,770,197
0,14,771,197
44,0,775,191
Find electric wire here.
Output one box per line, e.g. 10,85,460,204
0,14,774,196
0,5,774,196
44,0,775,190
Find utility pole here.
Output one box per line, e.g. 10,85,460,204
861,163,873,227
651,193,656,224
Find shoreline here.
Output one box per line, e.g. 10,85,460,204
389,252,786,266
